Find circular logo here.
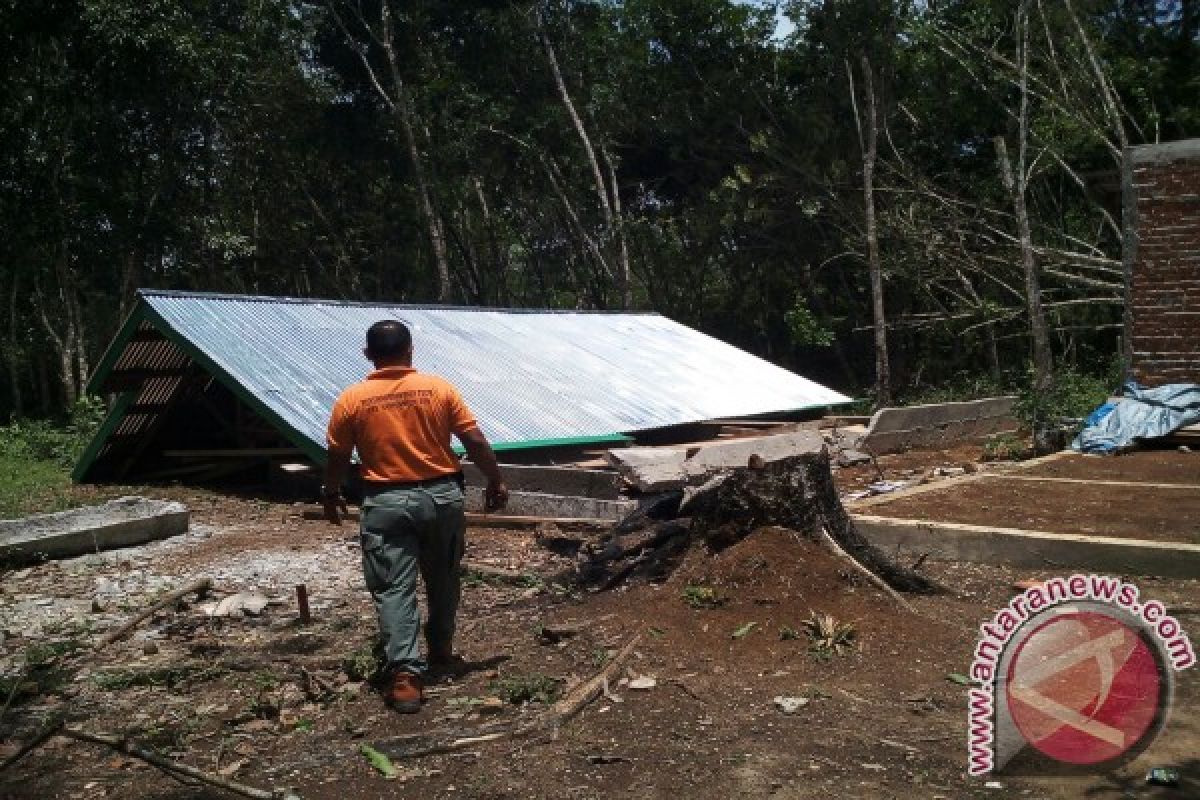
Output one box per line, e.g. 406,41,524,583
1004,610,1166,766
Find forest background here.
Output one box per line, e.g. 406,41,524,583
2,0,1198,433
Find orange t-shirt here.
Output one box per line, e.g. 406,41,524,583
326,367,479,483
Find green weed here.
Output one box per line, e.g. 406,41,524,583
681,585,726,610
802,611,858,661
492,673,561,705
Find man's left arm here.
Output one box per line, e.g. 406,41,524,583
446,387,508,511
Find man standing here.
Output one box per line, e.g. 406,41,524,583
322,319,508,713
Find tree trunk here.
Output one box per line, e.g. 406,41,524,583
38,255,82,409
995,1,1052,393
472,175,509,304
601,145,633,309
540,20,624,300
5,276,23,418
395,88,451,302
848,56,891,406
331,0,453,302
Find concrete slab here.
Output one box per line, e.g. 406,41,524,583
609,431,825,491
852,514,1200,578
861,396,1018,454
463,488,636,520
682,430,825,477
0,497,189,565
606,448,688,492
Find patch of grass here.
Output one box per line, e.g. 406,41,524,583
590,647,610,668
463,568,544,591
1,639,84,702
491,673,561,705
93,663,226,691
681,585,726,610
802,611,858,661
0,453,76,520
342,643,382,682
779,625,801,641
0,400,115,519
982,433,1030,462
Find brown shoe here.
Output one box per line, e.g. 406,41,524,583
386,671,422,713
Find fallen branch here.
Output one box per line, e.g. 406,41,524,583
94,577,213,651
0,716,64,771
60,726,300,799
374,631,643,759
810,527,915,614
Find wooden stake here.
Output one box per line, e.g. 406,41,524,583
295,584,311,625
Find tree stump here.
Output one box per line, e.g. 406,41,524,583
577,450,941,595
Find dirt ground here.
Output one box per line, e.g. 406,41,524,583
1019,450,1200,485
867,478,1200,543
1,448,1198,799
858,450,1200,544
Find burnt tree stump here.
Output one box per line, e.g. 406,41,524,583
577,450,941,595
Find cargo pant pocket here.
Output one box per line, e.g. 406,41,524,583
360,504,419,593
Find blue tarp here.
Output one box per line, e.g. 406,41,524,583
1073,382,1200,453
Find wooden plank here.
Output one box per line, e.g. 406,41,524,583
162,448,303,458
105,368,191,391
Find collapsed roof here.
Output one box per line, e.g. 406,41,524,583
74,290,851,482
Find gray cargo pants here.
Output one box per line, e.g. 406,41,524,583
359,476,466,676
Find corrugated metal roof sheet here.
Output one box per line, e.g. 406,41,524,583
90,290,850,460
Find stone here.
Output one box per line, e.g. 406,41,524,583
836,449,872,467
773,695,809,714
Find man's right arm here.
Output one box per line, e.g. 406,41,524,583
323,394,355,524
457,427,508,511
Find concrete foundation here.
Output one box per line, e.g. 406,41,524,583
463,488,636,520
462,463,622,500
853,513,1200,578
0,497,190,565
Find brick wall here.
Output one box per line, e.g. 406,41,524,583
1127,139,1200,386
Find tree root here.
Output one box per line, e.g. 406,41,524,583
809,527,916,613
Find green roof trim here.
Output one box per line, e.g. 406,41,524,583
451,432,631,456
71,391,136,482
85,304,148,396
